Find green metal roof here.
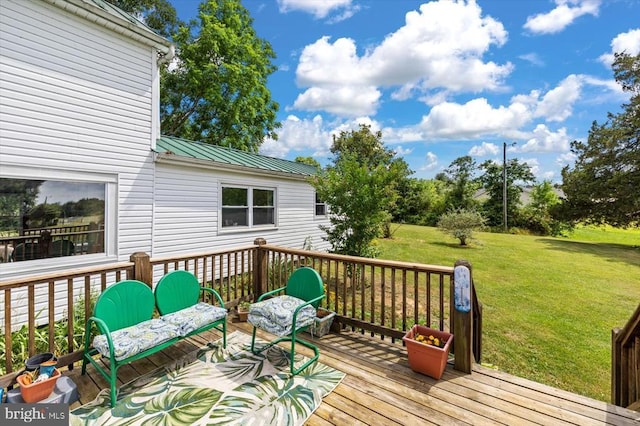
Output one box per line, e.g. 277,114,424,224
155,136,319,177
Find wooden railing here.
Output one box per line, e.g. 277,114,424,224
0,238,482,388
612,303,640,410
254,242,482,367
0,262,134,387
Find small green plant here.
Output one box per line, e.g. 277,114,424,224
238,301,251,311
0,292,97,375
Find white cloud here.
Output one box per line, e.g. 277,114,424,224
522,157,541,176
519,124,570,153
419,152,439,171
292,85,381,116
519,53,545,67
394,145,413,156
294,0,512,116
534,74,582,122
599,28,640,66
277,0,355,19
524,0,601,35
469,142,499,157
259,114,332,158
418,98,530,138
556,151,577,166
260,115,386,158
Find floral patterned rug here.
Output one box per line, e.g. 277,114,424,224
70,331,345,425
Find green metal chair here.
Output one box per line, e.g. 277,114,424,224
154,270,227,347
249,267,325,374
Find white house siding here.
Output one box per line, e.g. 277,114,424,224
151,162,330,287
0,0,159,326
153,163,331,256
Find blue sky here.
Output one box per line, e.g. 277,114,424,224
170,0,640,181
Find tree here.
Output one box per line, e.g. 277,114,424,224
392,178,447,226
479,159,536,228
312,125,411,257
294,156,321,169
437,209,486,246
110,0,281,152
560,53,640,227
442,156,480,211
106,0,180,38
521,181,563,235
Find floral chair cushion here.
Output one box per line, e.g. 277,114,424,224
160,302,227,337
248,295,316,337
92,319,180,361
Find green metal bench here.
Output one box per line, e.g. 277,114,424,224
81,271,227,407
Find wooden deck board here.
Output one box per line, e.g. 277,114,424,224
57,322,639,425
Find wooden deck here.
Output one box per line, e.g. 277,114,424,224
62,321,638,425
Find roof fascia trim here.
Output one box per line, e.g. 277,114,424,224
43,0,174,60
155,153,312,182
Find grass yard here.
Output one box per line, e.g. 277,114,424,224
377,224,640,402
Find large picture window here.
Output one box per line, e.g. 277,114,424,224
0,178,106,263
221,185,275,228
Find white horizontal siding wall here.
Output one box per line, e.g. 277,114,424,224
153,163,331,257
0,0,158,327
0,0,157,271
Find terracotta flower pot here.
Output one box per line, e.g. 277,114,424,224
17,368,61,403
402,325,452,380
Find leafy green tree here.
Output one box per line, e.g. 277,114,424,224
110,0,280,152
443,156,480,211
521,181,563,235
393,178,447,226
437,209,486,246
479,159,536,228
560,53,640,227
294,156,321,169
106,0,180,38
312,125,411,257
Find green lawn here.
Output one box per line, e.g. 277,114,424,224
377,224,640,402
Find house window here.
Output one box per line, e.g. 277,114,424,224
0,177,106,263
221,185,276,228
315,192,327,216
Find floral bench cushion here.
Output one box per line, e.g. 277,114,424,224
247,295,316,336
92,319,180,361
160,302,227,337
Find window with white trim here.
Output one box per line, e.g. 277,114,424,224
0,176,109,263
315,192,327,216
221,185,276,228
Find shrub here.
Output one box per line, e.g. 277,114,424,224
437,209,486,245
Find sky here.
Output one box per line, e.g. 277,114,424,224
170,0,640,181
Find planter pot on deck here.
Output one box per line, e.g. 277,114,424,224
237,307,249,322
17,368,61,403
402,325,452,380
307,308,336,337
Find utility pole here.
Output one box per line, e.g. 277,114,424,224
503,142,517,231
503,142,507,231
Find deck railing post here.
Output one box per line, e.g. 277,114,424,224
130,252,152,287
612,327,621,405
253,238,268,298
453,259,473,374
